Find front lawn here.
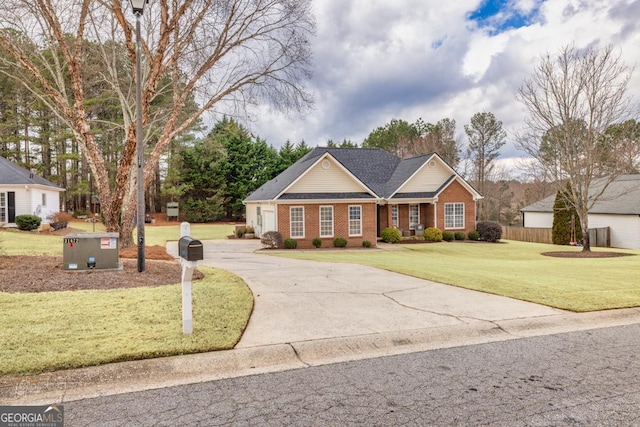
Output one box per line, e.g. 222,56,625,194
275,240,640,312
0,223,252,376
0,267,253,375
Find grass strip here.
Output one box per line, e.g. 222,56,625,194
0,267,253,376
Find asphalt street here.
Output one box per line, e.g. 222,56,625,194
65,323,640,426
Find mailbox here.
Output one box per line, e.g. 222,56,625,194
179,236,203,261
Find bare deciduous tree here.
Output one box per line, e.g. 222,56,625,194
516,45,637,251
0,0,314,247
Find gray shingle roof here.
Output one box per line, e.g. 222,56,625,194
244,147,473,202
0,156,63,189
521,174,640,215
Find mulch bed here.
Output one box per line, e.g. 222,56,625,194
542,251,633,258
0,244,203,293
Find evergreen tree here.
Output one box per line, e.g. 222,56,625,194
552,184,583,245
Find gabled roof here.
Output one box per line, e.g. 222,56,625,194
0,156,63,190
521,175,640,215
245,147,478,202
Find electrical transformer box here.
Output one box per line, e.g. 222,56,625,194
62,232,121,271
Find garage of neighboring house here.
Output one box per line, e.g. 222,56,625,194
521,174,640,250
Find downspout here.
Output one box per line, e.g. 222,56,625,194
433,198,438,229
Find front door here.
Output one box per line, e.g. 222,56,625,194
7,191,15,223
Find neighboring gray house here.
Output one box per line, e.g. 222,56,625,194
0,156,65,226
521,174,640,249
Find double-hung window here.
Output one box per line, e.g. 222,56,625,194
444,203,465,229
391,205,398,228
409,204,419,230
348,205,362,236
0,193,5,223
320,206,334,237
290,206,305,238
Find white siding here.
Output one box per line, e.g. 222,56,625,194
245,202,276,237
523,212,553,228
589,214,640,250
287,157,366,194
396,160,450,194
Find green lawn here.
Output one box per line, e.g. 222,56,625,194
0,267,253,375
275,240,640,312
0,222,235,255
0,223,251,376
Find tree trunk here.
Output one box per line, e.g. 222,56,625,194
581,222,591,252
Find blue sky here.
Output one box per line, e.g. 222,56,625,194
469,0,544,34
243,0,640,174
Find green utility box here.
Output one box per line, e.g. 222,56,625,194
63,232,121,271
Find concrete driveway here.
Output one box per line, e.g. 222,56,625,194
168,239,564,348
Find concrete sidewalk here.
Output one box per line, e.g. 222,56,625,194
3,240,640,405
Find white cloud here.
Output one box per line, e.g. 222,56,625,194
246,0,640,173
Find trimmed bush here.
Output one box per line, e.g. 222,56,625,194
381,227,402,243
284,238,298,249
15,215,41,231
333,237,347,248
362,240,372,248
454,231,466,241
467,230,480,241
442,231,455,242
261,231,283,249
476,221,502,242
312,237,322,248
423,227,443,242
235,227,246,238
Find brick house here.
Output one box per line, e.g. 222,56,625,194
244,147,481,248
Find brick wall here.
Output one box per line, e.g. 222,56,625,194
435,180,476,232
277,202,377,249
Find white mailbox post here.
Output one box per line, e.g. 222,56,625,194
179,222,202,335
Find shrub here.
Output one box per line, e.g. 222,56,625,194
284,238,298,249
423,227,443,242
442,231,455,242
381,227,402,243
74,209,89,217
454,231,466,240
261,231,283,249
235,226,246,238
362,240,372,248
476,221,502,243
15,214,41,231
333,237,347,248
467,230,480,241
46,211,73,223
245,226,255,234
312,237,322,248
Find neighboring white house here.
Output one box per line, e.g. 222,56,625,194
0,156,65,226
521,175,640,250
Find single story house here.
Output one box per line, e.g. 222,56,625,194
0,156,65,226
244,147,482,248
521,174,640,250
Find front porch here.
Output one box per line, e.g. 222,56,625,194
377,202,435,237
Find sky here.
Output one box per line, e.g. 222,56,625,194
246,0,640,170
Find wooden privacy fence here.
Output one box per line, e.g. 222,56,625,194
502,226,552,244
501,226,610,247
